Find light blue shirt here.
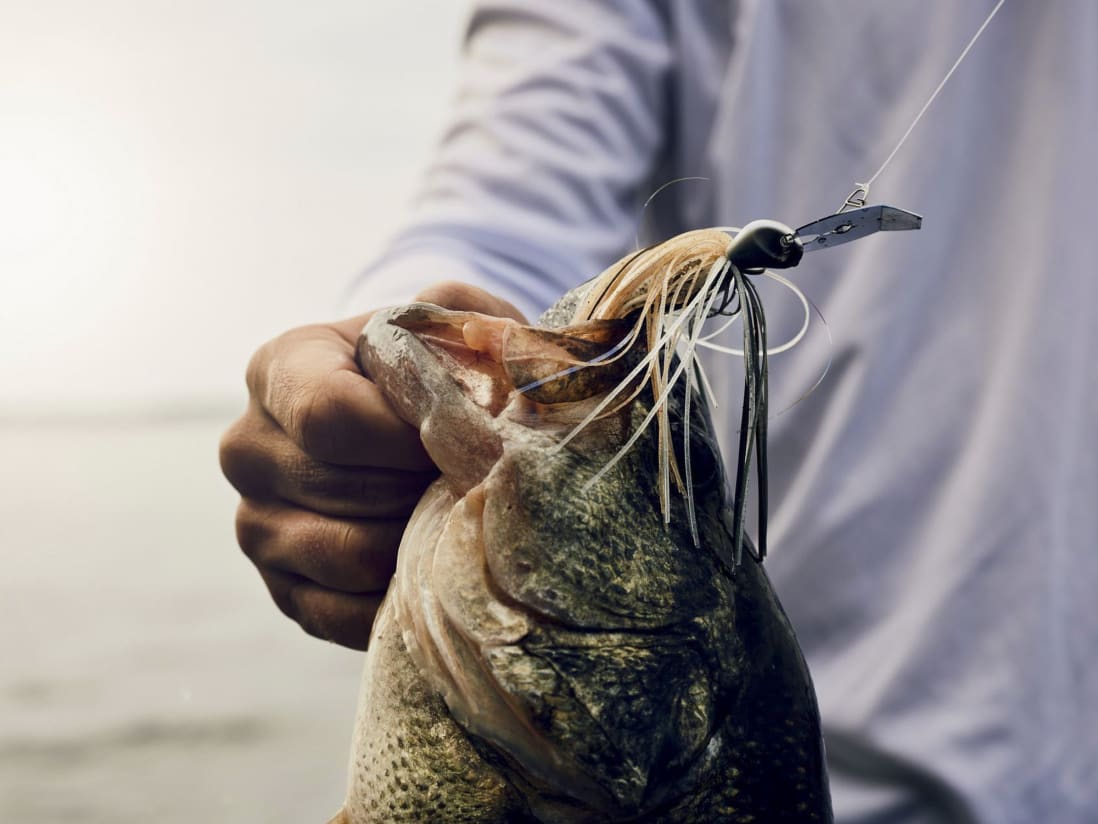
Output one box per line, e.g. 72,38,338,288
352,2,1098,821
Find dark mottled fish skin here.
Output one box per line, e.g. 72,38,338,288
341,284,832,823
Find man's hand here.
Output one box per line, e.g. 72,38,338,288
219,282,526,649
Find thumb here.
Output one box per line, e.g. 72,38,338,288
414,280,529,324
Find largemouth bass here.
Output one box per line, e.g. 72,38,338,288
334,231,832,822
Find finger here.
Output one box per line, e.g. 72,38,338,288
221,409,436,517
414,281,529,323
260,568,383,650
246,324,434,470
236,500,403,593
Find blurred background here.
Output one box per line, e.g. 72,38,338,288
1,2,469,820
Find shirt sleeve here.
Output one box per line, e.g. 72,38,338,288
344,0,673,321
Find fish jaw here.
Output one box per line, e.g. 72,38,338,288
357,304,637,493
358,304,509,495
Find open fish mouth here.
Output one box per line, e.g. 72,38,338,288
360,302,645,493
385,304,518,418
385,303,639,413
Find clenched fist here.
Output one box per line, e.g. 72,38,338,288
219,282,526,649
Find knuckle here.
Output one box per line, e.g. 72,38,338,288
297,616,333,644
276,591,304,627
338,521,385,583
291,376,346,461
233,500,269,560
294,392,331,456
218,418,260,490
244,330,305,399
261,571,299,623
244,341,269,396
250,323,327,414
349,524,399,589
289,589,336,644
337,520,362,563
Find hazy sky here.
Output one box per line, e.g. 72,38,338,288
1,1,469,414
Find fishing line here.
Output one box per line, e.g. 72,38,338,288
548,5,1007,547
635,177,711,250
695,0,1010,413
840,0,1007,210
719,3,1008,557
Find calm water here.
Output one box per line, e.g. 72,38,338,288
1,416,364,822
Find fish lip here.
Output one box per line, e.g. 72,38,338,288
384,302,515,417
357,304,507,492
